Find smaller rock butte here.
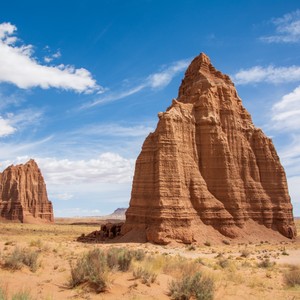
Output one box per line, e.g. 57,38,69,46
121,53,297,244
0,159,54,223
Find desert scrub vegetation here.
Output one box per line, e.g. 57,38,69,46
284,265,300,287
257,258,275,269
0,287,32,300
106,247,133,271
69,247,146,292
168,271,214,300
3,246,39,272
69,248,108,292
132,266,157,286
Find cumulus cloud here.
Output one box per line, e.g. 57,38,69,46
0,22,100,93
271,86,300,131
83,58,190,108
44,50,61,63
0,117,16,137
35,153,135,185
232,65,300,85
261,10,300,43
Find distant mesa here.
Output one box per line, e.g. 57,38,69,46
121,52,297,244
0,159,54,224
104,208,127,220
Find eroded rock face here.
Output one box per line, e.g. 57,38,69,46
0,159,54,223
122,53,296,244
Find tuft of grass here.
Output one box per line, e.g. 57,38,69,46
69,248,108,293
133,267,157,286
3,247,39,272
257,258,275,269
218,258,229,269
240,248,251,258
29,239,42,249
187,245,196,251
106,247,132,272
0,287,7,300
131,249,145,261
284,266,300,287
4,247,24,270
222,240,230,245
11,290,32,300
168,272,214,300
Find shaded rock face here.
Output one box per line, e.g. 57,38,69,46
122,53,296,244
0,159,54,223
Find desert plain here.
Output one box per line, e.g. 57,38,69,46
0,218,299,300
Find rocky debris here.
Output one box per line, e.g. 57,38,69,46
77,222,124,243
0,159,54,223
122,53,296,244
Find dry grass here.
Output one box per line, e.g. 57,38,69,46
0,221,299,299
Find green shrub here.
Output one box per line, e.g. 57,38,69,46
131,249,146,261
106,247,132,272
4,247,24,270
284,266,300,287
0,287,7,300
11,290,32,300
218,258,229,269
168,272,214,300
4,247,39,272
69,248,108,292
133,267,157,286
22,250,39,272
257,258,275,269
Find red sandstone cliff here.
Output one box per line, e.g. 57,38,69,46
122,53,296,244
0,159,54,223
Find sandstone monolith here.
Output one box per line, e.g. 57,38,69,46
122,53,296,244
0,159,54,223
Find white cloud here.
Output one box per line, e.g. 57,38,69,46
49,192,74,201
0,108,43,138
271,86,300,131
147,59,190,89
261,10,300,43
0,22,100,93
74,123,154,137
44,50,61,63
83,59,190,108
35,153,135,185
0,117,16,137
232,65,300,85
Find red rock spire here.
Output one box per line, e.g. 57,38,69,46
122,53,296,244
0,159,54,223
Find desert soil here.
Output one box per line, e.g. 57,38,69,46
0,220,299,300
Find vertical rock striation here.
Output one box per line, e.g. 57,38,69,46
122,53,296,244
0,159,54,223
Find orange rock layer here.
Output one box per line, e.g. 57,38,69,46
122,53,296,244
0,159,54,223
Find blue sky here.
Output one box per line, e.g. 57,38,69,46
1,0,300,217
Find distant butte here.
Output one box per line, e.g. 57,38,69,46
121,53,297,244
0,159,54,223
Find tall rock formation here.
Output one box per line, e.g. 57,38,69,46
0,159,54,223
122,53,296,244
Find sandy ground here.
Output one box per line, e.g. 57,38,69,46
0,221,299,300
